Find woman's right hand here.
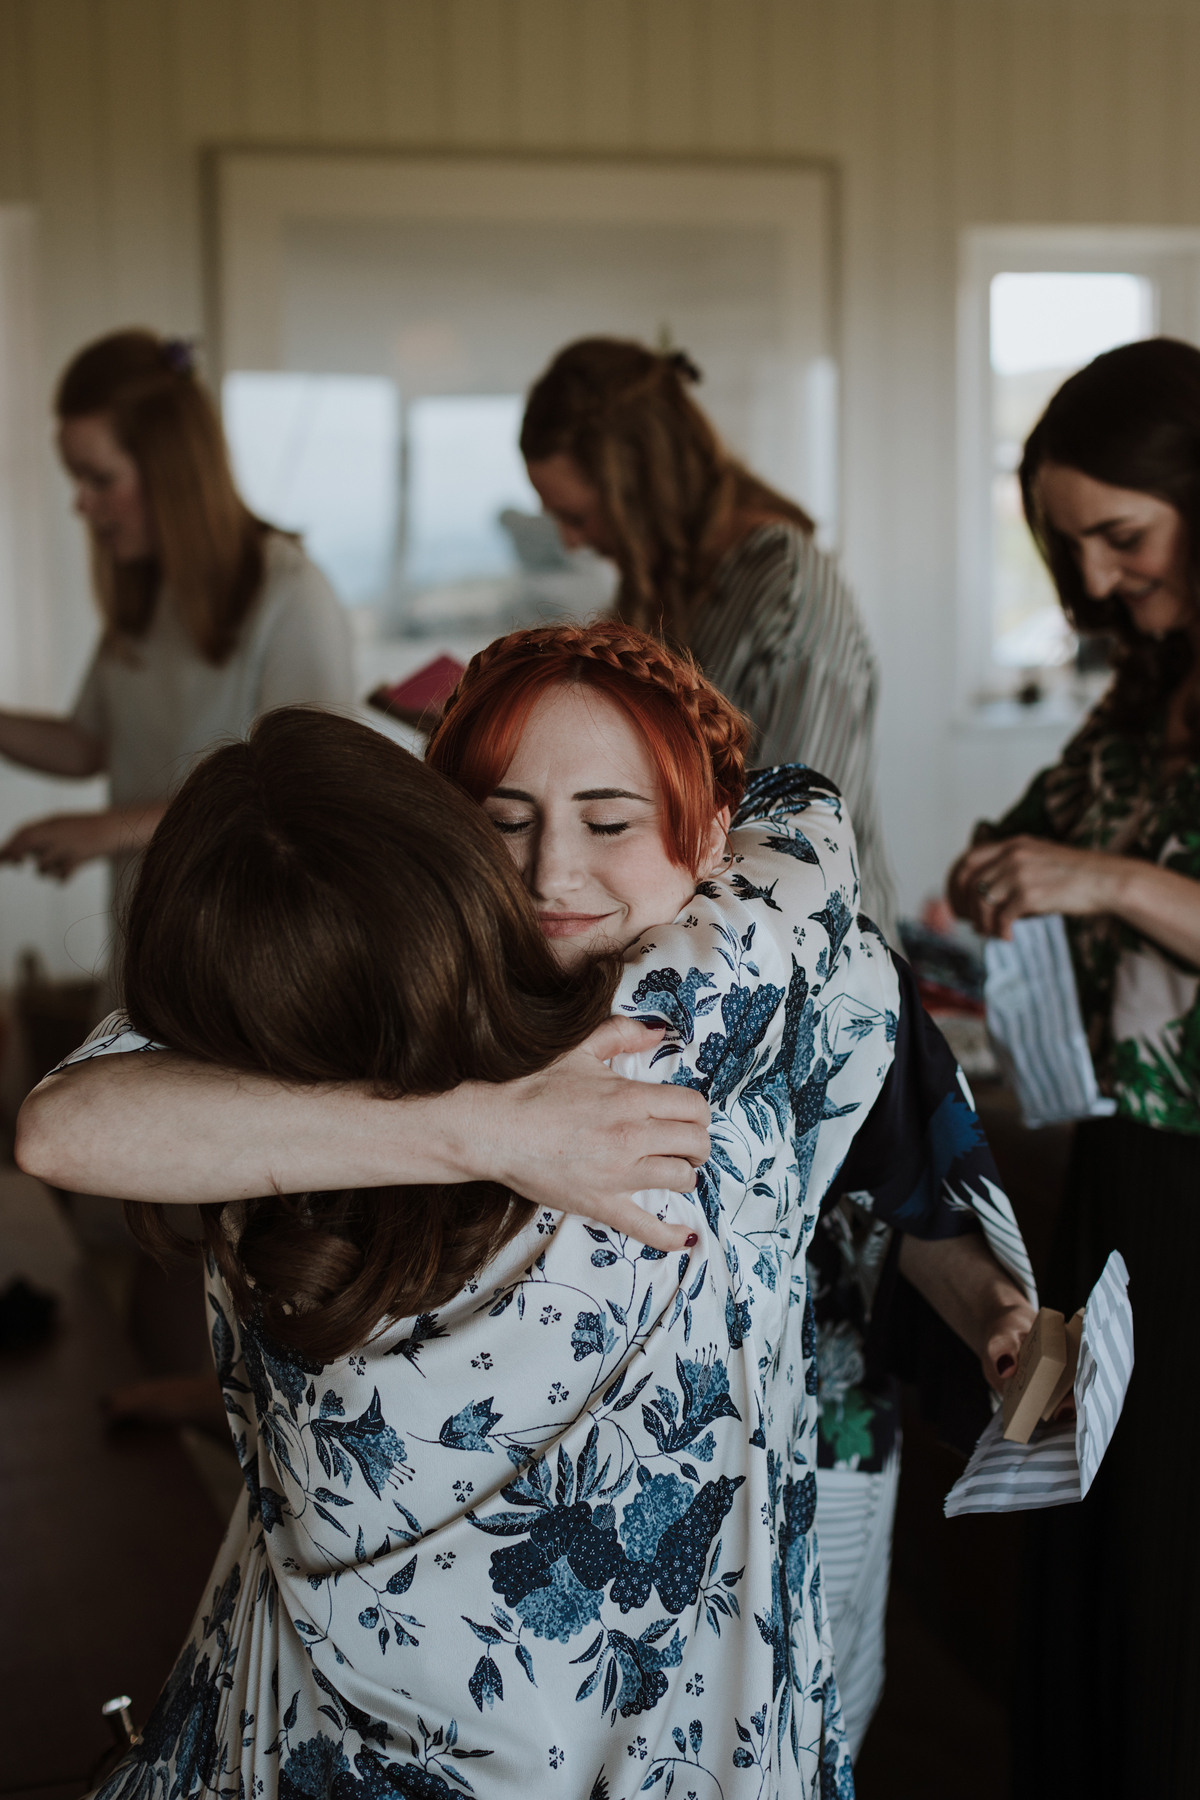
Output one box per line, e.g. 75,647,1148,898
17,1020,711,1251
480,1018,711,1250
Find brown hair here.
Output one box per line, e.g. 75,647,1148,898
427,620,749,871
1020,336,1200,747
56,329,268,665
520,337,813,642
122,707,617,1361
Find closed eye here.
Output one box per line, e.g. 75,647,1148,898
489,817,532,836
587,821,631,837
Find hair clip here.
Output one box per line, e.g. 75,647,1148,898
665,349,702,384
161,336,197,376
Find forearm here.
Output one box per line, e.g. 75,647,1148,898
14,1022,710,1248
107,801,168,852
0,711,105,777
1107,858,1200,967
16,1053,480,1201
898,1230,1031,1364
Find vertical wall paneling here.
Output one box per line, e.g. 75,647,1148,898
513,0,578,147
639,0,706,149
576,0,638,150
1005,3,1070,219
447,0,516,146
705,0,767,153
239,0,312,141
102,0,183,327
379,0,450,144
0,1,33,200
310,0,386,144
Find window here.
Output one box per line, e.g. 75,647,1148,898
223,372,400,607
989,272,1153,669
958,227,1200,713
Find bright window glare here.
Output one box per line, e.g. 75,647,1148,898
990,272,1153,375
223,373,400,604
405,395,539,587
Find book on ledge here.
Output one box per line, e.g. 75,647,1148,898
366,654,467,730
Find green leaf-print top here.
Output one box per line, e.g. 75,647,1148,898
979,702,1200,1136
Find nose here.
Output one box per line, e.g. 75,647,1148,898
529,816,586,903
1077,539,1123,600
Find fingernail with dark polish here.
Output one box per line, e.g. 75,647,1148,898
685,1233,698,1247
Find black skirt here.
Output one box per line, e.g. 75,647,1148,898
1012,1113,1200,1798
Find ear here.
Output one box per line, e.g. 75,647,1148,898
698,805,732,878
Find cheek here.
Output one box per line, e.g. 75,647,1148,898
608,839,695,920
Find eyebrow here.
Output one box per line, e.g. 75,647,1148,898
490,785,652,804
1075,515,1139,538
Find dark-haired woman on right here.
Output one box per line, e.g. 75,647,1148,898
947,336,1200,1798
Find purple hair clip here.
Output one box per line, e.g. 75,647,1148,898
161,337,197,377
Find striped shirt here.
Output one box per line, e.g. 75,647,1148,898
689,521,899,941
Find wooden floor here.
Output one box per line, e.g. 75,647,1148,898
0,1173,224,1799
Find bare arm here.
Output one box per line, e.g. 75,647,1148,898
949,835,1200,967
0,711,105,778
0,801,167,879
16,1017,711,1251
898,1231,1037,1393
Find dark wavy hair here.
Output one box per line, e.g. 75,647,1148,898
521,336,812,643
1019,336,1200,742
122,707,617,1362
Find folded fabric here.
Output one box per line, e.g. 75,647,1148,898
984,913,1117,1128
943,1250,1133,1516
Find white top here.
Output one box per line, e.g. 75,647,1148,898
71,532,354,809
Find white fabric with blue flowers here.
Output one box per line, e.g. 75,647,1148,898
85,765,899,1800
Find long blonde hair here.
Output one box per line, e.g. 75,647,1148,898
520,336,813,642
55,329,268,666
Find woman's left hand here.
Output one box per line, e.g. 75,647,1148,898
952,835,1125,940
0,804,165,879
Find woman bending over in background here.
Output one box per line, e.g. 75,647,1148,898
0,328,351,932
519,336,899,940
947,337,1200,1800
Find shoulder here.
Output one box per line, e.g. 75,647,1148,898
705,524,869,661
254,533,347,630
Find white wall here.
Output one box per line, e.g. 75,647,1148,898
0,0,1198,972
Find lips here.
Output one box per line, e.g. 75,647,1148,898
537,912,613,939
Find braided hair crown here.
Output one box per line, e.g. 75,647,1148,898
443,619,749,816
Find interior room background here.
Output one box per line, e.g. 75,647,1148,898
0,0,1196,982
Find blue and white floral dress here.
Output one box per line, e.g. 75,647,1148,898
81,766,901,1800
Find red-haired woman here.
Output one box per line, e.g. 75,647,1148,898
519,337,899,941
24,627,1032,1772
0,329,351,937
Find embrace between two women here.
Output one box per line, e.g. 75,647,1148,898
23,624,1033,1800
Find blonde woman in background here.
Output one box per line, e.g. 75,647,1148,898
0,329,352,936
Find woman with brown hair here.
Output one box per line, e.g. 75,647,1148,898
0,328,351,931
947,337,1200,1797
29,628,1036,1785
59,687,906,1798
519,336,898,940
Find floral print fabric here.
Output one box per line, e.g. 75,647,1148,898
978,704,1200,1135
84,765,900,1800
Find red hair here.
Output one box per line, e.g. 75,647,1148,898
425,622,749,873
